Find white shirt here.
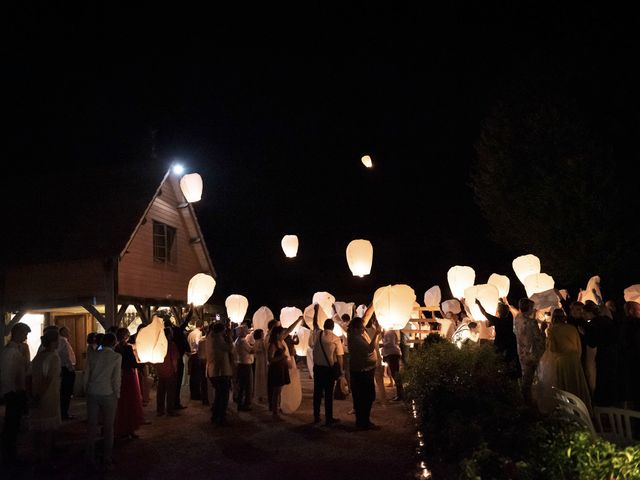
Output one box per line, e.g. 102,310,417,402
0,342,30,395
84,347,122,398
187,328,203,354
382,330,402,357
309,329,344,367
57,336,76,370
234,337,254,365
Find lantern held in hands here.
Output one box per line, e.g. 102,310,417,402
225,295,249,324
252,306,274,332
361,155,373,168
312,292,335,318
524,273,555,298
136,316,169,363
423,286,442,310
346,239,373,277
333,301,355,320
464,284,500,321
179,173,203,203
441,299,461,316
303,303,328,330
281,235,299,258
624,285,640,303
294,325,311,356
280,307,303,329
581,276,602,304
188,273,216,306
447,266,476,300
488,273,510,298
512,254,541,285
373,284,416,330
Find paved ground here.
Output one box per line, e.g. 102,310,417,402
3,364,417,479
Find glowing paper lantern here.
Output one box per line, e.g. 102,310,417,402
346,239,373,277
333,301,355,320
423,286,442,310
624,285,640,303
136,316,168,364
281,235,299,258
312,292,335,318
441,299,461,316
356,304,367,318
225,295,249,324
512,254,541,285
294,325,311,356
188,273,216,306
410,302,422,319
179,173,203,203
333,322,345,337
303,303,328,330
373,284,416,330
530,289,561,311
488,273,510,298
447,266,476,300
524,273,555,298
581,275,602,304
464,284,500,321
361,155,373,168
252,306,274,332
279,307,303,329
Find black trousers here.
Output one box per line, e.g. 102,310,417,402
210,376,231,423
236,364,253,408
175,356,185,407
157,376,177,414
1,391,27,464
188,354,201,400
60,366,76,417
313,365,336,420
384,354,403,398
350,369,376,427
199,359,209,404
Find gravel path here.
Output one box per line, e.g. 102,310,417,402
4,364,416,479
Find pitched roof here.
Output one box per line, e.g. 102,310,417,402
2,160,172,266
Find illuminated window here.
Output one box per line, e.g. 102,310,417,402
153,221,177,264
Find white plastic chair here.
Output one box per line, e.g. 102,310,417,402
552,386,598,438
593,406,640,446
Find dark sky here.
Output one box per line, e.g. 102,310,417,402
4,4,637,310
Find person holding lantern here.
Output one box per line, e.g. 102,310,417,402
206,322,234,425
514,298,546,406
114,328,144,439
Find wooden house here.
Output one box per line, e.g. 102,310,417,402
0,162,215,368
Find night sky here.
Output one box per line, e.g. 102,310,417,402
4,4,638,310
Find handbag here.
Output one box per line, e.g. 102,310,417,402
319,331,341,381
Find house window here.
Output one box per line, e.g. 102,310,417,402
153,221,177,264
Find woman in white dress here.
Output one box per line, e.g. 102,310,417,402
253,329,269,404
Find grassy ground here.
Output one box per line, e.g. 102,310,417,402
3,363,417,479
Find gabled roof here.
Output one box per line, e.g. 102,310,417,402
2,160,211,269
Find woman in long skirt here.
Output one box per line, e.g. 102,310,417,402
114,328,145,439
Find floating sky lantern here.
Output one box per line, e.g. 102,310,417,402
423,286,442,310
187,273,216,306
280,307,303,329
225,294,249,324
447,266,476,300
136,316,169,363
581,275,602,304
624,285,640,303
361,155,373,168
281,235,299,258
179,173,203,203
373,284,416,330
512,254,541,285
312,292,335,318
524,273,555,298
333,301,355,320
488,273,510,298
464,284,500,320
441,299,462,316
252,306,274,332
346,239,373,277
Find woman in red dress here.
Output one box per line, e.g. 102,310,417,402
114,328,145,439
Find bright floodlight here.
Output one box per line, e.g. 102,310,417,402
173,164,185,175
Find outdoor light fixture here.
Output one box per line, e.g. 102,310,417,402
136,316,169,363
252,306,274,332
373,284,416,330
488,273,510,298
172,164,185,175
447,266,476,300
281,235,299,258
179,173,203,203
524,273,555,298
464,284,500,320
423,286,442,310
361,155,373,168
279,307,303,328
346,239,373,277
512,254,541,285
187,273,216,306
225,294,249,324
